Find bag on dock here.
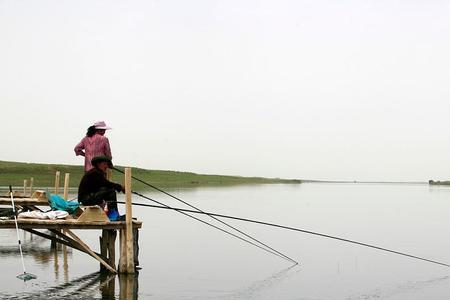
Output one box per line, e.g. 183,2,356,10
48,194,79,214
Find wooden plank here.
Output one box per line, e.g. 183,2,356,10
23,180,27,196
45,228,114,275
0,197,49,206
0,219,142,230
24,228,83,251
24,228,106,263
48,229,106,260
65,229,117,273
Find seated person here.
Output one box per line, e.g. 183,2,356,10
78,156,125,219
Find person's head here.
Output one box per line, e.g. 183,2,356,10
86,125,97,137
91,156,113,172
86,121,111,137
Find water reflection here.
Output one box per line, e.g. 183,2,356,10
225,264,300,299
0,230,73,266
118,273,139,300
0,229,139,299
3,183,450,299
0,271,139,299
346,275,450,300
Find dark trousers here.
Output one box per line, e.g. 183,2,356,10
79,187,118,210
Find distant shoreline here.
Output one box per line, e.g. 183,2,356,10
1,160,443,189
302,180,427,184
428,180,450,186
0,160,301,189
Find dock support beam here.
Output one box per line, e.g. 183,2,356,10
119,167,135,274
100,229,117,272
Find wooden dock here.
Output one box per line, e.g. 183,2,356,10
0,167,141,274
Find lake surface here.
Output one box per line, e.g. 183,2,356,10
1,183,450,299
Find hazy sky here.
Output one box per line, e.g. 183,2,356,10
1,0,449,181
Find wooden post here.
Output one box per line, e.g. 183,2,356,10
62,173,70,250
63,173,70,200
119,229,127,272
108,230,116,268
119,167,134,273
54,171,60,194
100,230,108,272
23,179,27,196
100,229,117,272
29,177,34,196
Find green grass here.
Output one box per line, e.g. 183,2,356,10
0,160,301,189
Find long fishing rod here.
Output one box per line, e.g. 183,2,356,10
118,197,450,268
113,167,298,265
122,191,296,264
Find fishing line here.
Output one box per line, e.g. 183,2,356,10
129,192,295,263
112,167,298,265
118,199,450,268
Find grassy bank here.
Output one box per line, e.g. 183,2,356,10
0,160,301,189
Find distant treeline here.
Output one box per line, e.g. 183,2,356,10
428,180,450,185
0,160,301,189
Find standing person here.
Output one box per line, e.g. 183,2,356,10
78,156,124,220
74,121,113,172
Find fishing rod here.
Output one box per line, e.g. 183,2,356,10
112,167,298,265
118,196,450,268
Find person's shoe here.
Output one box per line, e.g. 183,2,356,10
107,209,120,221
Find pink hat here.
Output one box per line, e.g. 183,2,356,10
93,121,112,130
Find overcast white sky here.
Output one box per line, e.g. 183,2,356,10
1,0,450,181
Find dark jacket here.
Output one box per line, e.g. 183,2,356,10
78,168,123,198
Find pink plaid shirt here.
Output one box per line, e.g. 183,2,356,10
74,134,112,171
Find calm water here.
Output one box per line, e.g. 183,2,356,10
1,183,450,299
